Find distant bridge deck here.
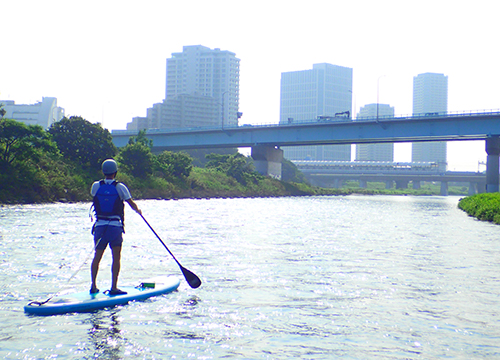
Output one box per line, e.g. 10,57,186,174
293,160,441,174
294,160,485,179
112,110,500,151
294,160,486,195
111,110,500,192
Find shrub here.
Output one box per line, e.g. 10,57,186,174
458,193,500,224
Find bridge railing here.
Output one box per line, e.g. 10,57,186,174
111,109,500,135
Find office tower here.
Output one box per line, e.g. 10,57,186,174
166,45,240,128
279,63,353,161
128,45,240,130
0,97,64,129
412,73,448,169
355,103,394,161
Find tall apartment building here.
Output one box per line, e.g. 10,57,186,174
128,45,240,131
412,73,448,169
0,97,64,129
355,103,395,161
129,94,219,130
279,63,353,161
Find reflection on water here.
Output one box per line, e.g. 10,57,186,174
87,311,123,360
1,196,500,359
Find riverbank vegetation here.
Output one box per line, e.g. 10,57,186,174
342,180,470,196
0,116,345,204
0,115,470,204
458,193,500,224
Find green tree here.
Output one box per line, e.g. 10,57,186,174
205,153,232,171
206,152,259,185
183,147,238,167
0,103,6,118
156,151,193,179
128,129,153,148
0,118,58,170
48,116,117,171
118,142,155,178
0,119,62,203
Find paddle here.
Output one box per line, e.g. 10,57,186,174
140,214,201,289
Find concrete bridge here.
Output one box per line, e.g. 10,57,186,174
112,111,500,192
294,160,486,196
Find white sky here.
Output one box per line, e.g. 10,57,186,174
2,0,499,171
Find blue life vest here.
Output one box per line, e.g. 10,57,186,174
92,180,124,223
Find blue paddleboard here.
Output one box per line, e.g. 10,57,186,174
24,276,180,316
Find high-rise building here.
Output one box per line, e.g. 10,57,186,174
412,73,448,169
0,97,64,129
128,94,219,131
128,45,240,130
166,45,240,128
355,103,395,161
279,63,353,161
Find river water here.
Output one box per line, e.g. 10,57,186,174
1,195,499,359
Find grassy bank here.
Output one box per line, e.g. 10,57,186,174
1,162,471,205
116,167,349,200
0,165,348,205
338,180,469,196
1,116,472,205
458,193,500,224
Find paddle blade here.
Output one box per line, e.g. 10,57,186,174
181,266,202,289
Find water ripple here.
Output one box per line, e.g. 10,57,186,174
1,197,500,358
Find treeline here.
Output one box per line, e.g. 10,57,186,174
0,116,333,204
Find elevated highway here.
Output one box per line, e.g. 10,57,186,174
112,111,500,192
294,161,486,195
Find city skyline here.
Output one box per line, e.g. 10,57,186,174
127,45,240,131
1,0,498,171
356,104,395,162
279,63,352,161
412,73,448,169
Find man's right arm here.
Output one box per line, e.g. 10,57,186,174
126,199,142,215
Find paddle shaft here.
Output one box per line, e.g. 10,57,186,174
140,215,181,263
140,214,201,288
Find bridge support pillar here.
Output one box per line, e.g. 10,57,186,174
412,181,421,190
440,181,448,196
485,136,500,192
385,180,393,189
468,182,478,196
251,145,283,180
359,179,367,188
334,179,343,189
395,180,408,189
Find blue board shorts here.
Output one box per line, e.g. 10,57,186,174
93,225,124,250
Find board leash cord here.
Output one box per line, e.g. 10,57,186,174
27,226,109,307
27,299,50,306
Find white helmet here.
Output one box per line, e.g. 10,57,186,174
102,159,118,175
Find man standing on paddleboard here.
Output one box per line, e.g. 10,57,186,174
90,159,142,295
